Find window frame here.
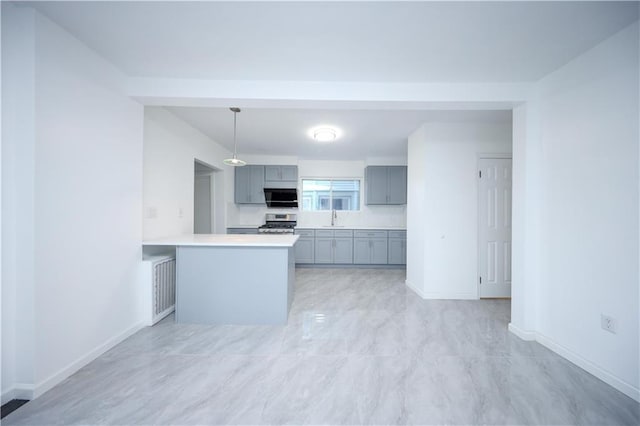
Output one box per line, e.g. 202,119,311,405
300,178,362,212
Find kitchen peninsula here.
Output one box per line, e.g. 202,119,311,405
142,234,298,325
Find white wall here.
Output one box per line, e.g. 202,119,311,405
2,4,144,400
2,4,37,401
143,107,233,240
512,21,639,400
510,102,542,336
227,156,408,229
406,122,512,299
406,126,428,296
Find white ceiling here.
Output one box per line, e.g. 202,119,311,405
28,1,637,82
23,1,638,158
167,107,510,159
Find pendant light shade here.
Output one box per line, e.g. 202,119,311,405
223,107,246,167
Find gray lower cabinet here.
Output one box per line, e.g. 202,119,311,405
227,228,259,234
294,229,315,263
333,238,354,263
235,165,265,204
388,230,407,264
353,230,388,264
314,238,333,263
314,229,353,264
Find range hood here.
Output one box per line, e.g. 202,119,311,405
263,188,298,208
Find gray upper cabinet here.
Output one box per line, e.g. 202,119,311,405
235,165,265,204
365,166,407,205
235,165,299,204
265,165,298,183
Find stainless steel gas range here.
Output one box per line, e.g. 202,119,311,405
258,213,297,234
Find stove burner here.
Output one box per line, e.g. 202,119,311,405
259,213,297,234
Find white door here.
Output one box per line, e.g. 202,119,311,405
478,158,512,298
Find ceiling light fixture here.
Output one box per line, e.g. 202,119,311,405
223,107,247,167
310,126,339,142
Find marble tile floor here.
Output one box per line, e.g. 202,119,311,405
5,268,639,425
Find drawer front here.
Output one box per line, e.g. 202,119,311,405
227,228,259,234
295,229,315,237
314,229,334,237
333,229,353,238
353,230,387,238
388,230,407,239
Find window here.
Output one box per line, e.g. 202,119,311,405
302,179,360,211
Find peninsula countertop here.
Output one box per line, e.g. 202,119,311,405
143,234,299,247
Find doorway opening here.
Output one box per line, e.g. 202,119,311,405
194,160,216,234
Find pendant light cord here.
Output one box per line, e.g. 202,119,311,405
224,107,246,166
232,110,238,158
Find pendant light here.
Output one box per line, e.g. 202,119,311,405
223,107,247,167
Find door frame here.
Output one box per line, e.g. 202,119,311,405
476,153,512,299
194,159,219,234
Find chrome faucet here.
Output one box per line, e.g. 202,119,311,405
331,209,337,226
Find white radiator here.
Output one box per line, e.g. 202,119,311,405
142,255,176,325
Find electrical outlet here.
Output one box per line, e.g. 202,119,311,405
147,207,157,219
601,314,616,334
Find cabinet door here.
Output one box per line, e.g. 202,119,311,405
333,238,353,264
280,166,298,181
353,238,371,264
295,237,315,264
248,165,265,204
264,165,281,181
370,238,389,264
365,166,389,205
387,166,407,205
314,238,333,264
388,238,406,264
264,165,298,182
234,167,251,203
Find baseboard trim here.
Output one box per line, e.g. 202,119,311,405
509,325,639,402
2,384,35,405
22,322,146,401
405,279,426,298
404,280,477,300
421,291,477,300
1,388,16,405
508,322,537,341
535,333,639,403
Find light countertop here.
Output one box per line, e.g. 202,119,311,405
143,234,299,247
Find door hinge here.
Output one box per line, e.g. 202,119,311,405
479,276,482,284
479,170,482,178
